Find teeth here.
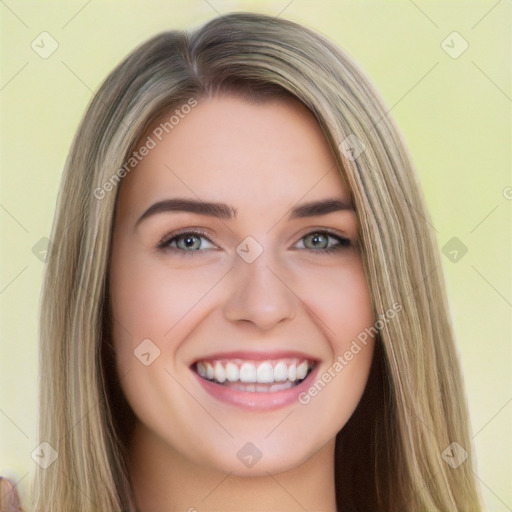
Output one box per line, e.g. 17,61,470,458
231,381,296,392
273,361,288,381
197,362,207,378
296,361,308,380
256,362,274,383
239,362,257,383
195,358,314,387
288,363,297,382
214,361,226,383
226,362,239,382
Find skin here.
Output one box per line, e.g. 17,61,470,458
109,93,377,511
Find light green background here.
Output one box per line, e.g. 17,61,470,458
1,0,510,510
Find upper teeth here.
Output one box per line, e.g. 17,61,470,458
196,359,311,384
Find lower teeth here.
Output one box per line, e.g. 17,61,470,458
203,374,309,392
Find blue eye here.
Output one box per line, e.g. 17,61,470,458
157,229,351,255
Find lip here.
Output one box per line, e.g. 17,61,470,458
192,350,319,363
191,352,320,411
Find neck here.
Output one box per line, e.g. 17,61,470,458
128,422,338,512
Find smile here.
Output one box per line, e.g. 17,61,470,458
194,358,314,391
191,353,320,411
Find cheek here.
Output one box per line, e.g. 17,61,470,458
293,261,376,438
109,246,223,345
108,246,209,441
297,257,375,351
108,243,233,413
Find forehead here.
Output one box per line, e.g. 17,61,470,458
117,94,350,217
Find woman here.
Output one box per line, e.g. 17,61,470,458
33,12,482,511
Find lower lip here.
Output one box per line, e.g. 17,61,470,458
193,365,319,411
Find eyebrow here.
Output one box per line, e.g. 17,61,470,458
133,197,353,230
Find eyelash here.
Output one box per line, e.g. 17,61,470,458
156,229,351,256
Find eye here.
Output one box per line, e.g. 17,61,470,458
157,230,216,254
157,229,351,255
296,230,351,254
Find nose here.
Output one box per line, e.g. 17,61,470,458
222,250,297,331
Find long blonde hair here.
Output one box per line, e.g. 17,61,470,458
34,12,482,511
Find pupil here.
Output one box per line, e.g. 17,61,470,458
183,236,198,249
311,233,326,248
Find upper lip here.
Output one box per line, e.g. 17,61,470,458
192,350,320,364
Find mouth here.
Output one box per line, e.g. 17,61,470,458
191,353,319,411
194,358,315,391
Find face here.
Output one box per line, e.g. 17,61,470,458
109,93,377,476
